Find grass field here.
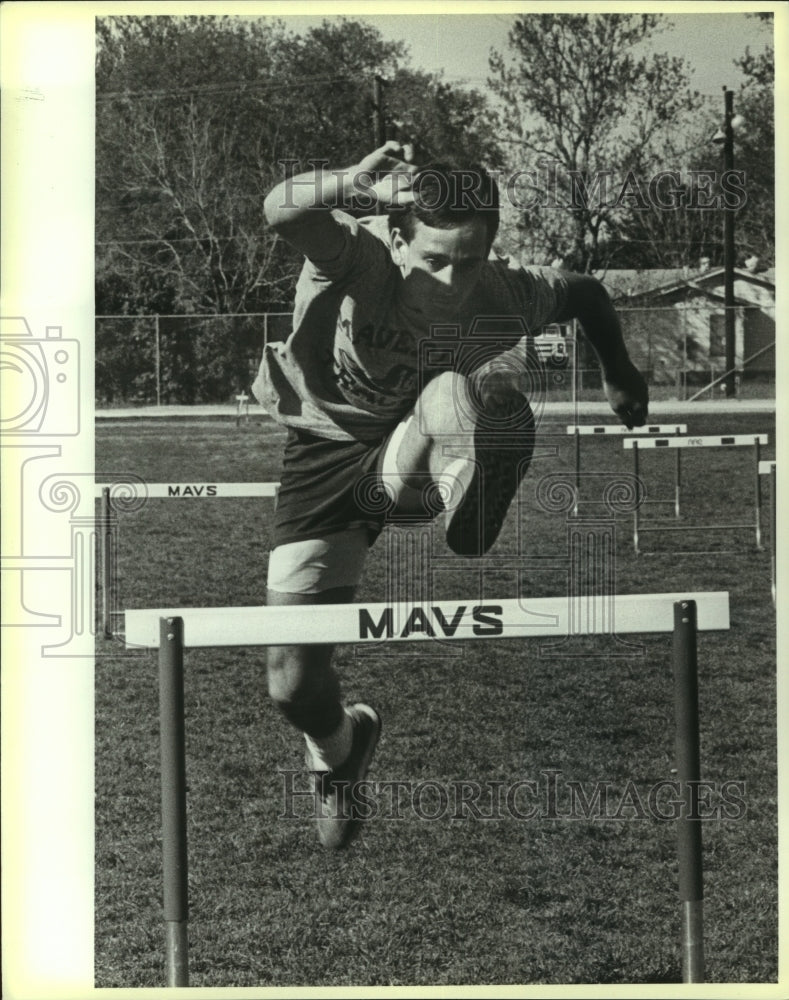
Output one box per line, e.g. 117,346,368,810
94,409,777,988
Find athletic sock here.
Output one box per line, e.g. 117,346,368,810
304,710,354,772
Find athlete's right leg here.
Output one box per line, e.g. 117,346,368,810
266,530,381,848
265,584,355,745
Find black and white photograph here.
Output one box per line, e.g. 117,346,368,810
1,2,784,996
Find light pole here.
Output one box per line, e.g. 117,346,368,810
373,76,386,215
713,89,736,397
722,89,736,398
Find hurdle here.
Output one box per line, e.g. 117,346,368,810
759,460,777,607
566,425,686,516
124,590,730,986
95,481,280,637
623,434,769,555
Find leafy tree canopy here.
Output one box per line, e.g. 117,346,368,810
96,14,502,317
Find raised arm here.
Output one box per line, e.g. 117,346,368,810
557,273,648,428
263,142,417,263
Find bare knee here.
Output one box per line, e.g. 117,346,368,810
264,585,354,706
385,370,470,479
266,643,336,706
418,370,470,439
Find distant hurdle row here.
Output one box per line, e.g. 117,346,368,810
95,425,773,635
567,425,772,559
94,482,280,637
623,434,769,556
125,591,730,987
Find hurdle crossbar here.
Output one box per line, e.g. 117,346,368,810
135,591,728,987
94,482,279,499
568,424,686,516
125,592,730,649
623,434,768,451
623,435,768,555
567,424,687,436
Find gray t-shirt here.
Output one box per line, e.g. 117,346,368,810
252,211,569,442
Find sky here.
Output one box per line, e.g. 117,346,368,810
272,10,774,96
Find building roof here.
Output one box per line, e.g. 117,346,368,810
597,266,775,301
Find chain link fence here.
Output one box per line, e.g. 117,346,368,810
615,304,775,401
95,305,775,407
95,312,293,406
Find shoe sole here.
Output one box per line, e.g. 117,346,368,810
445,401,534,557
316,704,381,849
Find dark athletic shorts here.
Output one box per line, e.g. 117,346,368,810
272,428,392,548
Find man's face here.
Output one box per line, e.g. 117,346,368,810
390,216,489,313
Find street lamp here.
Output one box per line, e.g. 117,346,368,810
712,89,736,397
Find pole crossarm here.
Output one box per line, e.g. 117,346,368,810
125,592,731,649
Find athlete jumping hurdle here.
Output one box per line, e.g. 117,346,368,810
255,144,649,848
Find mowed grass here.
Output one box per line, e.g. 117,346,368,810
95,410,777,988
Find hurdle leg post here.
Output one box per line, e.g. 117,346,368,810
632,441,640,555
101,487,113,638
771,463,776,607
754,438,763,550
672,600,705,983
235,392,250,427
675,449,681,519
159,616,189,987
574,427,580,516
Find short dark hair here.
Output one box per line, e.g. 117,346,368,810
387,162,500,249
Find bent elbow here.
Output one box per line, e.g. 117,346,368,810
560,273,612,321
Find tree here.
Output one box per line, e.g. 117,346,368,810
730,40,774,265
384,70,503,169
488,14,698,271
601,29,775,271
595,99,725,270
96,15,376,318
96,15,503,316
95,14,504,402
